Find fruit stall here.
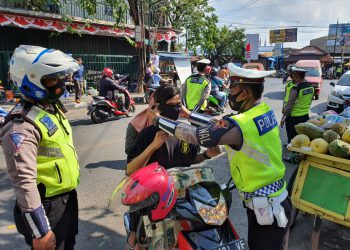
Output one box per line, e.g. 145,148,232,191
287,114,350,250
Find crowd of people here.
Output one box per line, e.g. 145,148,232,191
0,44,330,250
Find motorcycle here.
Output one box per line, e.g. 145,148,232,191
87,89,136,124
109,163,248,250
0,85,6,102
114,73,130,88
205,95,225,116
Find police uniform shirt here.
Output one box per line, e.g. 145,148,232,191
2,115,43,212
127,125,199,169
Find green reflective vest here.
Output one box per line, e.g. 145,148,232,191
283,80,295,106
185,75,209,111
26,105,80,198
225,103,286,198
291,82,314,117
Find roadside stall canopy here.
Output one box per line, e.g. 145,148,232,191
158,52,192,83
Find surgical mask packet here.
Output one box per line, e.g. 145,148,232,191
252,197,274,225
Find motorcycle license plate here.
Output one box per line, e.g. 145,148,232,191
210,239,248,250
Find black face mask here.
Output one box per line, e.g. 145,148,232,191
160,104,181,120
46,79,66,101
228,89,245,111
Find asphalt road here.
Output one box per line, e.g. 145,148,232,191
0,78,349,250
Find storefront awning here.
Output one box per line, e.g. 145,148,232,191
0,13,177,42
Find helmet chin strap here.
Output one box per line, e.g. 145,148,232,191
237,98,249,114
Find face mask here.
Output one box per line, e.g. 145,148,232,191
228,89,245,111
46,79,66,101
160,104,181,120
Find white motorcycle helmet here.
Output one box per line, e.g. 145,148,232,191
9,45,79,102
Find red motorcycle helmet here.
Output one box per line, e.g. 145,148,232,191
102,67,114,78
121,162,177,221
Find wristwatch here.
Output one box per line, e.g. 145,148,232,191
203,151,211,159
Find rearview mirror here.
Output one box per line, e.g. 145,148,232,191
330,82,335,87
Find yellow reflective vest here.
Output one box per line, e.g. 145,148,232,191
291,82,314,117
225,103,286,199
185,74,209,111
25,105,80,198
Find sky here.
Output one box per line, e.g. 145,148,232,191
210,0,350,49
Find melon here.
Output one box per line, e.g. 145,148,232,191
295,123,325,140
341,129,350,143
310,138,329,154
329,139,350,158
291,134,310,148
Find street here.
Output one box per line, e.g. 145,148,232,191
0,77,349,250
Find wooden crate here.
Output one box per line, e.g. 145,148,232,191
288,146,350,227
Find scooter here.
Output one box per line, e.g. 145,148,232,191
87,89,136,124
110,164,248,250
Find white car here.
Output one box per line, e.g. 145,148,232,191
327,70,350,111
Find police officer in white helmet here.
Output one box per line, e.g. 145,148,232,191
1,45,80,249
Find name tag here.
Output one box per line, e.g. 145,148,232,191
302,88,313,95
253,110,278,136
190,77,204,84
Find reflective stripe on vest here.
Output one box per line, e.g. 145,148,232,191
26,105,80,198
283,80,295,105
185,76,209,110
291,83,314,117
225,103,286,199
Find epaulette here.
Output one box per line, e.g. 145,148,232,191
3,102,33,125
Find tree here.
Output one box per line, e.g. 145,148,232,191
202,25,246,64
159,0,217,52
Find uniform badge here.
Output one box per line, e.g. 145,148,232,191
39,115,58,137
181,141,190,154
10,133,27,153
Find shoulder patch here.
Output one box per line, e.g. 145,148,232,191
39,115,58,137
10,133,27,153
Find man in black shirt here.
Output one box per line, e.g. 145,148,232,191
125,85,220,249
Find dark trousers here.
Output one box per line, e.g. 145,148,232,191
14,190,78,250
246,198,291,250
74,81,81,100
285,114,309,142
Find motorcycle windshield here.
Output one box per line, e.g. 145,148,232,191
108,166,215,214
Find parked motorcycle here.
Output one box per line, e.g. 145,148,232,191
87,89,135,124
115,73,130,88
0,85,6,102
109,163,248,250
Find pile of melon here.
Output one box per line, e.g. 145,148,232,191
290,121,350,159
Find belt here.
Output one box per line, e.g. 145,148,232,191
240,179,284,200
245,189,288,210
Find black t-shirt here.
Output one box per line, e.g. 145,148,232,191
127,125,199,169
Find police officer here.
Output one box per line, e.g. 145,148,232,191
1,45,80,249
182,59,211,112
280,66,313,143
282,66,295,111
154,63,291,250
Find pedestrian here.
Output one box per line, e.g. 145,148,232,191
280,66,313,144
72,57,84,103
1,45,80,250
218,65,229,82
144,61,153,85
182,59,211,112
153,63,291,250
282,66,295,112
125,84,221,249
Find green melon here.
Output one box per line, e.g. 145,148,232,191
328,139,350,158
295,123,325,140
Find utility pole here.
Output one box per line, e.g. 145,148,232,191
333,19,339,59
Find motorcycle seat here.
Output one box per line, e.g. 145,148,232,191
93,96,105,100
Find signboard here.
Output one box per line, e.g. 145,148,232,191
269,28,297,43
150,54,159,68
327,23,350,46
246,34,259,60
